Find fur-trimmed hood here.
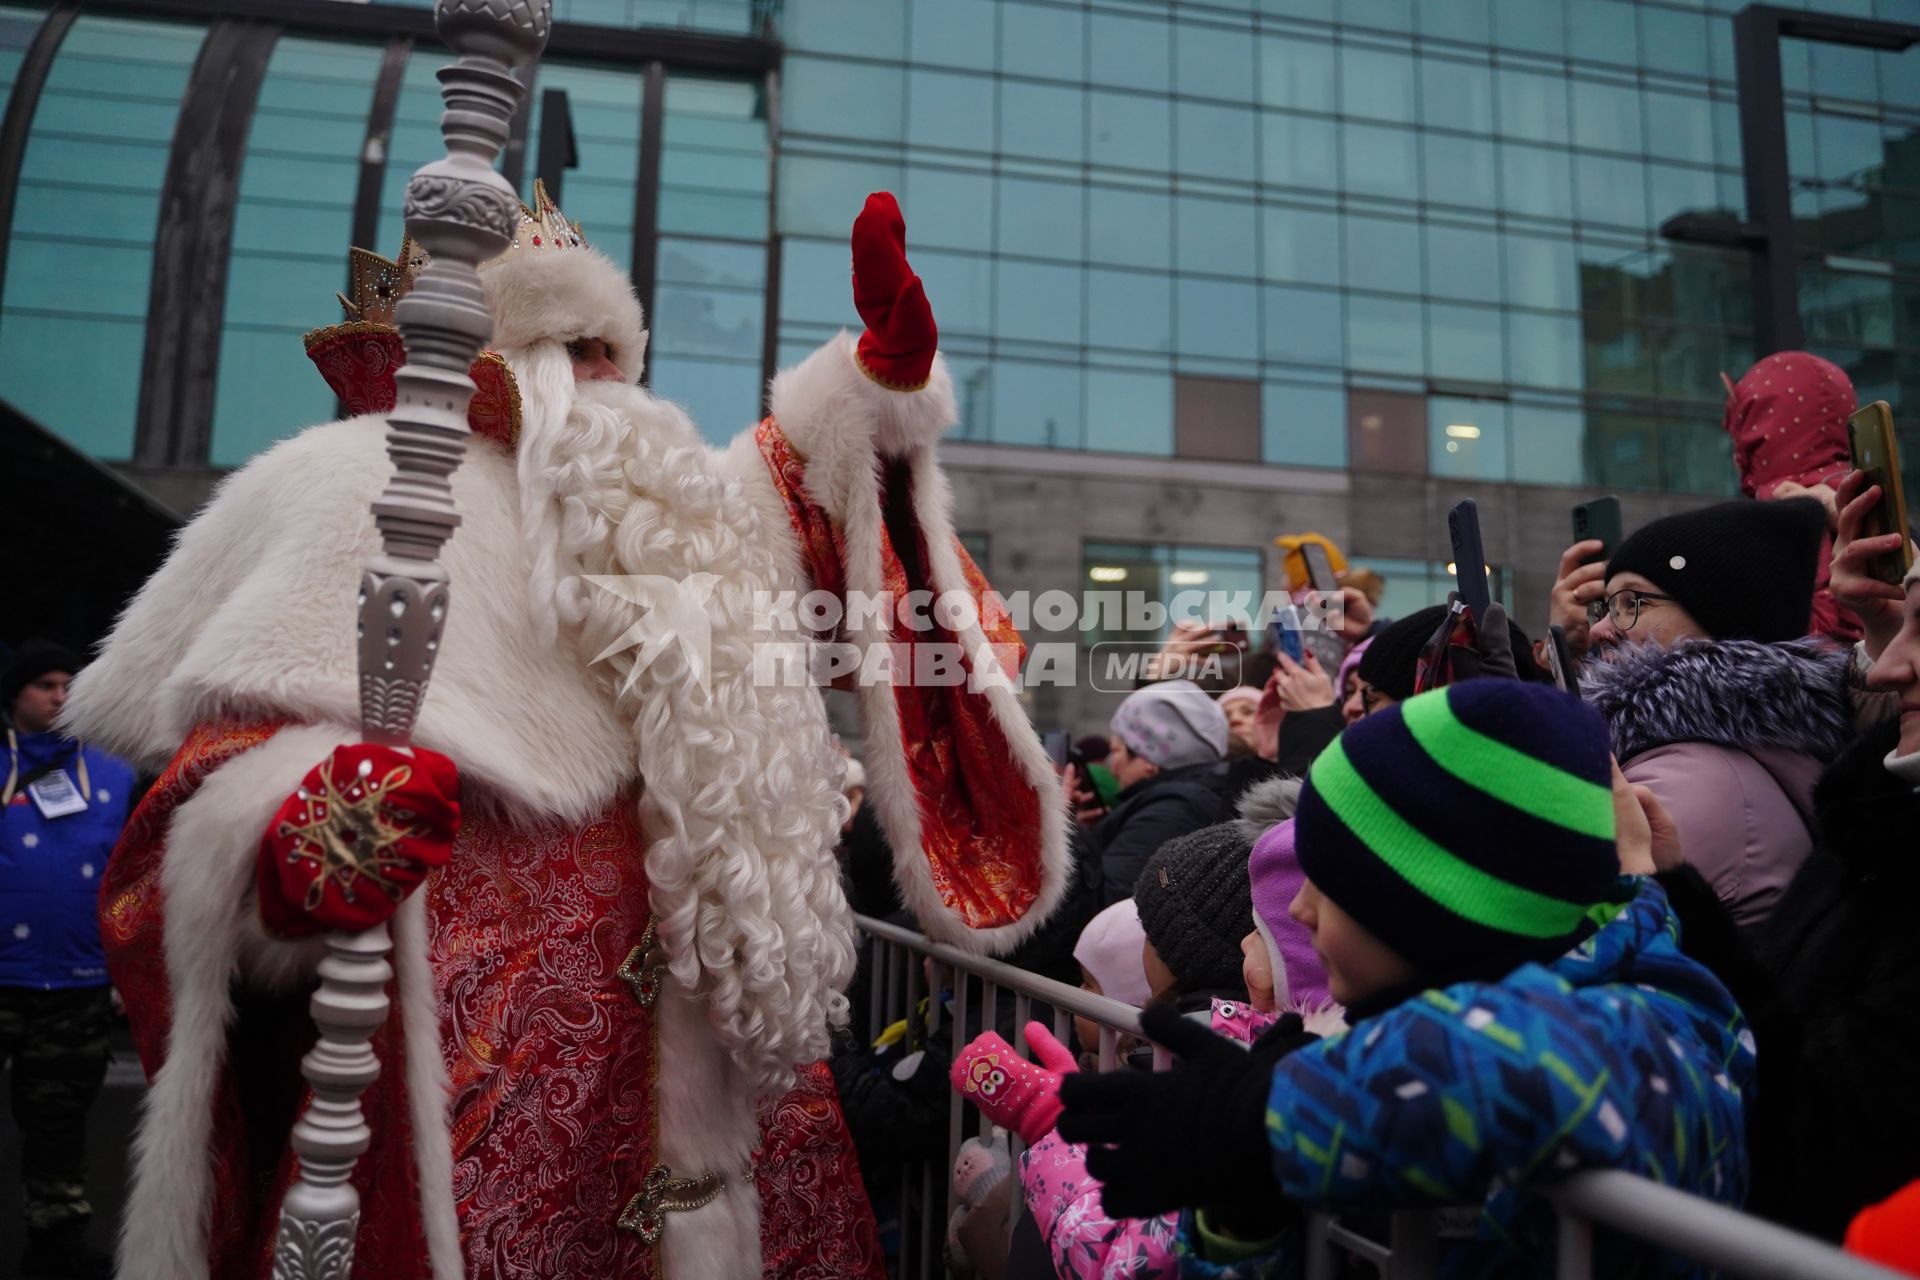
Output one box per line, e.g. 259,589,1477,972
1232,773,1301,844
1581,637,1855,764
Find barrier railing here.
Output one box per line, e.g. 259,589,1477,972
853,913,1903,1280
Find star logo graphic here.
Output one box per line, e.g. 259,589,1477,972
277,755,424,910
584,574,720,695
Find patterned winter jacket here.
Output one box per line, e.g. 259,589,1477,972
1177,878,1754,1278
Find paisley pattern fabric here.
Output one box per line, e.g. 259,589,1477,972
428,801,660,1280
753,417,1045,932
757,1060,887,1279
303,323,522,450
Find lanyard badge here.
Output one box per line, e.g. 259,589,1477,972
27,768,89,819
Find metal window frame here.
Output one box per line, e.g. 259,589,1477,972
1663,4,1919,356
0,0,781,468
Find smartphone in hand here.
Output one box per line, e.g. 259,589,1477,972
1571,496,1622,566
1544,623,1578,693
1301,541,1338,593
1267,605,1306,662
1448,498,1493,622
1848,401,1914,585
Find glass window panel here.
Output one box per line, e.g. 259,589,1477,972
1340,0,1414,31
1427,302,1506,384
1090,11,1169,93
1879,48,1920,110
1343,121,1419,198
1507,312,1584,390
1809,38,1879,106
1650,322,1730,401
785,0,904,58
1429,395,1509,480
1661,417,1738,496
1568,0,1638,67
1177,196,1258,276
1263,284,1345,365
779,154,903,237
1089,186,1172,269
1647,162,1721,223
1000,82,1083,163
908,0,996,71
1262,0,1334,20
1644,91,1715,165
1583,314,1655,394
1419,55,1493,133
1347,294,1426,375
1575,154,1650,230
1815,111,1888,188
1176,101,1257,180
1264,382,1348,467
1496,68,1569,145
1425,223,1502,302
1505,232,1577,311
0,14,199,460
1348,389,1427,474
1261,111,1339,191
1344,214,1421,294
1259,34,1335,112
1090,90,1170,172
660,73,766,243
1177,21,1255,101
780,238,862,328
1493,0,1564,55
905,165,994,252
651,279,761,363
1571,78,1642,154
1509,404,1586,485
995,259,1083,344
1262,205,1342,285
907,67,992,152
990,359,1084,447
1089,270,1173,352
1421,133,1499,208
998,174,1083,260
1342,45,1417,123
1638,6,1709,78
787,55,902,143
1087,369,1174,455
1586,411,1662,491
1176,277,1260,361
1000,1,1084,81
1499,143,1573,221
1418,0,1491,44
913,248,992,336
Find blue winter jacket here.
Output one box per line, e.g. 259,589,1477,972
0,732,136,989
1176,878,1754,1278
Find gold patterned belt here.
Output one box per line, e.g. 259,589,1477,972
618,1160,756,1245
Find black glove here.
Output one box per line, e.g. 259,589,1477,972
1057,1004,1315,1221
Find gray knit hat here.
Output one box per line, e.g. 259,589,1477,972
1133,820,1255,994
1110,678,1228,769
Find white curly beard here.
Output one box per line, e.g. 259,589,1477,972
506,343,856,1097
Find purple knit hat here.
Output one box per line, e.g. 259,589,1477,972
1337,635,1372,704
1247,818,1331,1010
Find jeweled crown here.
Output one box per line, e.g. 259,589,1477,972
334,179,587,323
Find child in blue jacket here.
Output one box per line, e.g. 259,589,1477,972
1058,680,1754,1278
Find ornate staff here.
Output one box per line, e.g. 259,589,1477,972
272,3,550,1276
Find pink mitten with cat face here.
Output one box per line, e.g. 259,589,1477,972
950,1021,1079,1144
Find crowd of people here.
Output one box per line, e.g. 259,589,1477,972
830,351,1920,1279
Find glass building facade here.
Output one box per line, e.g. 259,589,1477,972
1,0,1915,491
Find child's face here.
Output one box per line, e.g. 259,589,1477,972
1240,927,1276,1013
1289,878,1414,1006
1142,939,1179,1003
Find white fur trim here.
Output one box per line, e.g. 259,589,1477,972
766,340,1069,953
392,891,462,1280
655,977,763,1279
481,245,648,382
116,723,348,1279
66,415,635,824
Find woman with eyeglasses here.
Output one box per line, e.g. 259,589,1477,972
1580,497,1854,934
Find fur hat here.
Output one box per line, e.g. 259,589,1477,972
1606,498,1827,643
482,244,649,383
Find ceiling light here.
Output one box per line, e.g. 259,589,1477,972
1445,423,1482,439
1169,570,1210,585
1088,566,1128,582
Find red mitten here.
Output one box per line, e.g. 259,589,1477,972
256,743,459,939
851,191,937,391
950,1021,1078,1144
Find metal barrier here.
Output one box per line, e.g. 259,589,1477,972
853,913,1904,1280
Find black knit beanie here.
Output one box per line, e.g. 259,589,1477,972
1132,822,1255,995
3,639,80,713
1357,605,1546,702
1606,498,1826,643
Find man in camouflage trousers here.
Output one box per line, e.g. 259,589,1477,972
2,643,135,1280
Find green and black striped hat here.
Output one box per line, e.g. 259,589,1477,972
1295,680,1618,977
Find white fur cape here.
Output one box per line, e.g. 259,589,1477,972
68,332,1067,1279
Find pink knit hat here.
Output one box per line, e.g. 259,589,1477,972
1072,900,1152,1007
1247,818,1331,1010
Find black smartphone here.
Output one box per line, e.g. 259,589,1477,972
1571,496,1622,567
1301,542,1338,593
1042,730,1069,768
1848,401,1914,585
1448,498,1492,622
1545,623,1578,694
